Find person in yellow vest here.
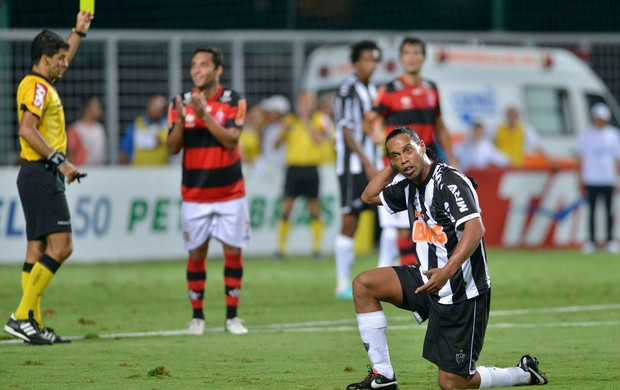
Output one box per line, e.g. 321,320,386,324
316,91,336,165
494,105,548,167
239,103,263,164
274,91,327,259
120,95,169,165
4,11,94,345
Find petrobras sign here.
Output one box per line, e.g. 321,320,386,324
0,165,339,264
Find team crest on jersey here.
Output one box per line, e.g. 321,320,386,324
400,95,412,109
33,83,48,111
427,93,437,107
185,113,196,127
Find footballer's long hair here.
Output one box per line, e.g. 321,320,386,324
31,30,70,66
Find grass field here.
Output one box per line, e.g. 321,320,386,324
1,249,619,389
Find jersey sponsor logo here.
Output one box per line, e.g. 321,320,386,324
447,184,469,213
33,83,48,111
221,89,232,103
412,220,448,245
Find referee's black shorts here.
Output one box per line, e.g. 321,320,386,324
338,172,372,215
17,161,71,240
393,264,490,376
284,165,319,198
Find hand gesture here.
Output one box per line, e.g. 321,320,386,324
190,93,209,120
59,161,82,184
175,95,186,121
75,11,94,33
415,267,451,295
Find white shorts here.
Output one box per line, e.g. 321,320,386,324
182,197,251,250
379,173,410,229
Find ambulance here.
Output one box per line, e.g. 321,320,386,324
301,39,620,163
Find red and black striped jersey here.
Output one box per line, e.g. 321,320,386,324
168,86,247,203
374,76,441,145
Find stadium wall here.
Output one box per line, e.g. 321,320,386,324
1,165,618,264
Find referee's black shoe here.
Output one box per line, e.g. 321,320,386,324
518,354,548,385
4,313,52,345
40,326,72,344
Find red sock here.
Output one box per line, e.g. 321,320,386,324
223,252,243,319
397,236,418,265
187,256,206,319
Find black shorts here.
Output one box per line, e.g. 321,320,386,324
338,172,372,215
393,265,490,376
17,161,71,240
284,166,319,198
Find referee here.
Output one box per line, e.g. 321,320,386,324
4,11,94,345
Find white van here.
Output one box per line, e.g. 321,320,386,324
302,39,620,162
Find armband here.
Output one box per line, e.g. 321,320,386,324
47,150,67,168
71,27,87,38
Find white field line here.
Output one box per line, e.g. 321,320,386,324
1,303,619,344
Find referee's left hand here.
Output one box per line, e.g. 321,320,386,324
59,161,79,184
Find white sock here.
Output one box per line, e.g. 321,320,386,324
357,311,394,379
335,234,354,290
477,366,531,388
378,227,397,268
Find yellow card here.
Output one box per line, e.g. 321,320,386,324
80,0,95,14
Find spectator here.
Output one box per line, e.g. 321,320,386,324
120,94,168,165
274,91,326,260
316,91,336,164
494,105,547,167
456,120,510,172
577,103,620,254
239,104,263,164
66,96,107,166
257,95,290,167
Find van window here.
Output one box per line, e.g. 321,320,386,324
524,87,572,136
586,94,620,128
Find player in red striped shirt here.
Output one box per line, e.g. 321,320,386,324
369,37,458,269
167,46,250,335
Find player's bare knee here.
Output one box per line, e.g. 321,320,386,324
437,373,471,390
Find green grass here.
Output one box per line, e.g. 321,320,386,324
1,249,619,389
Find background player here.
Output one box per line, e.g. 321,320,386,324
333,40,383,299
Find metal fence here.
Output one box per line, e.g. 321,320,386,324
1,29,619,165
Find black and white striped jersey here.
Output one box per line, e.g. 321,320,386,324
380,162,491,304
333,74,382,177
